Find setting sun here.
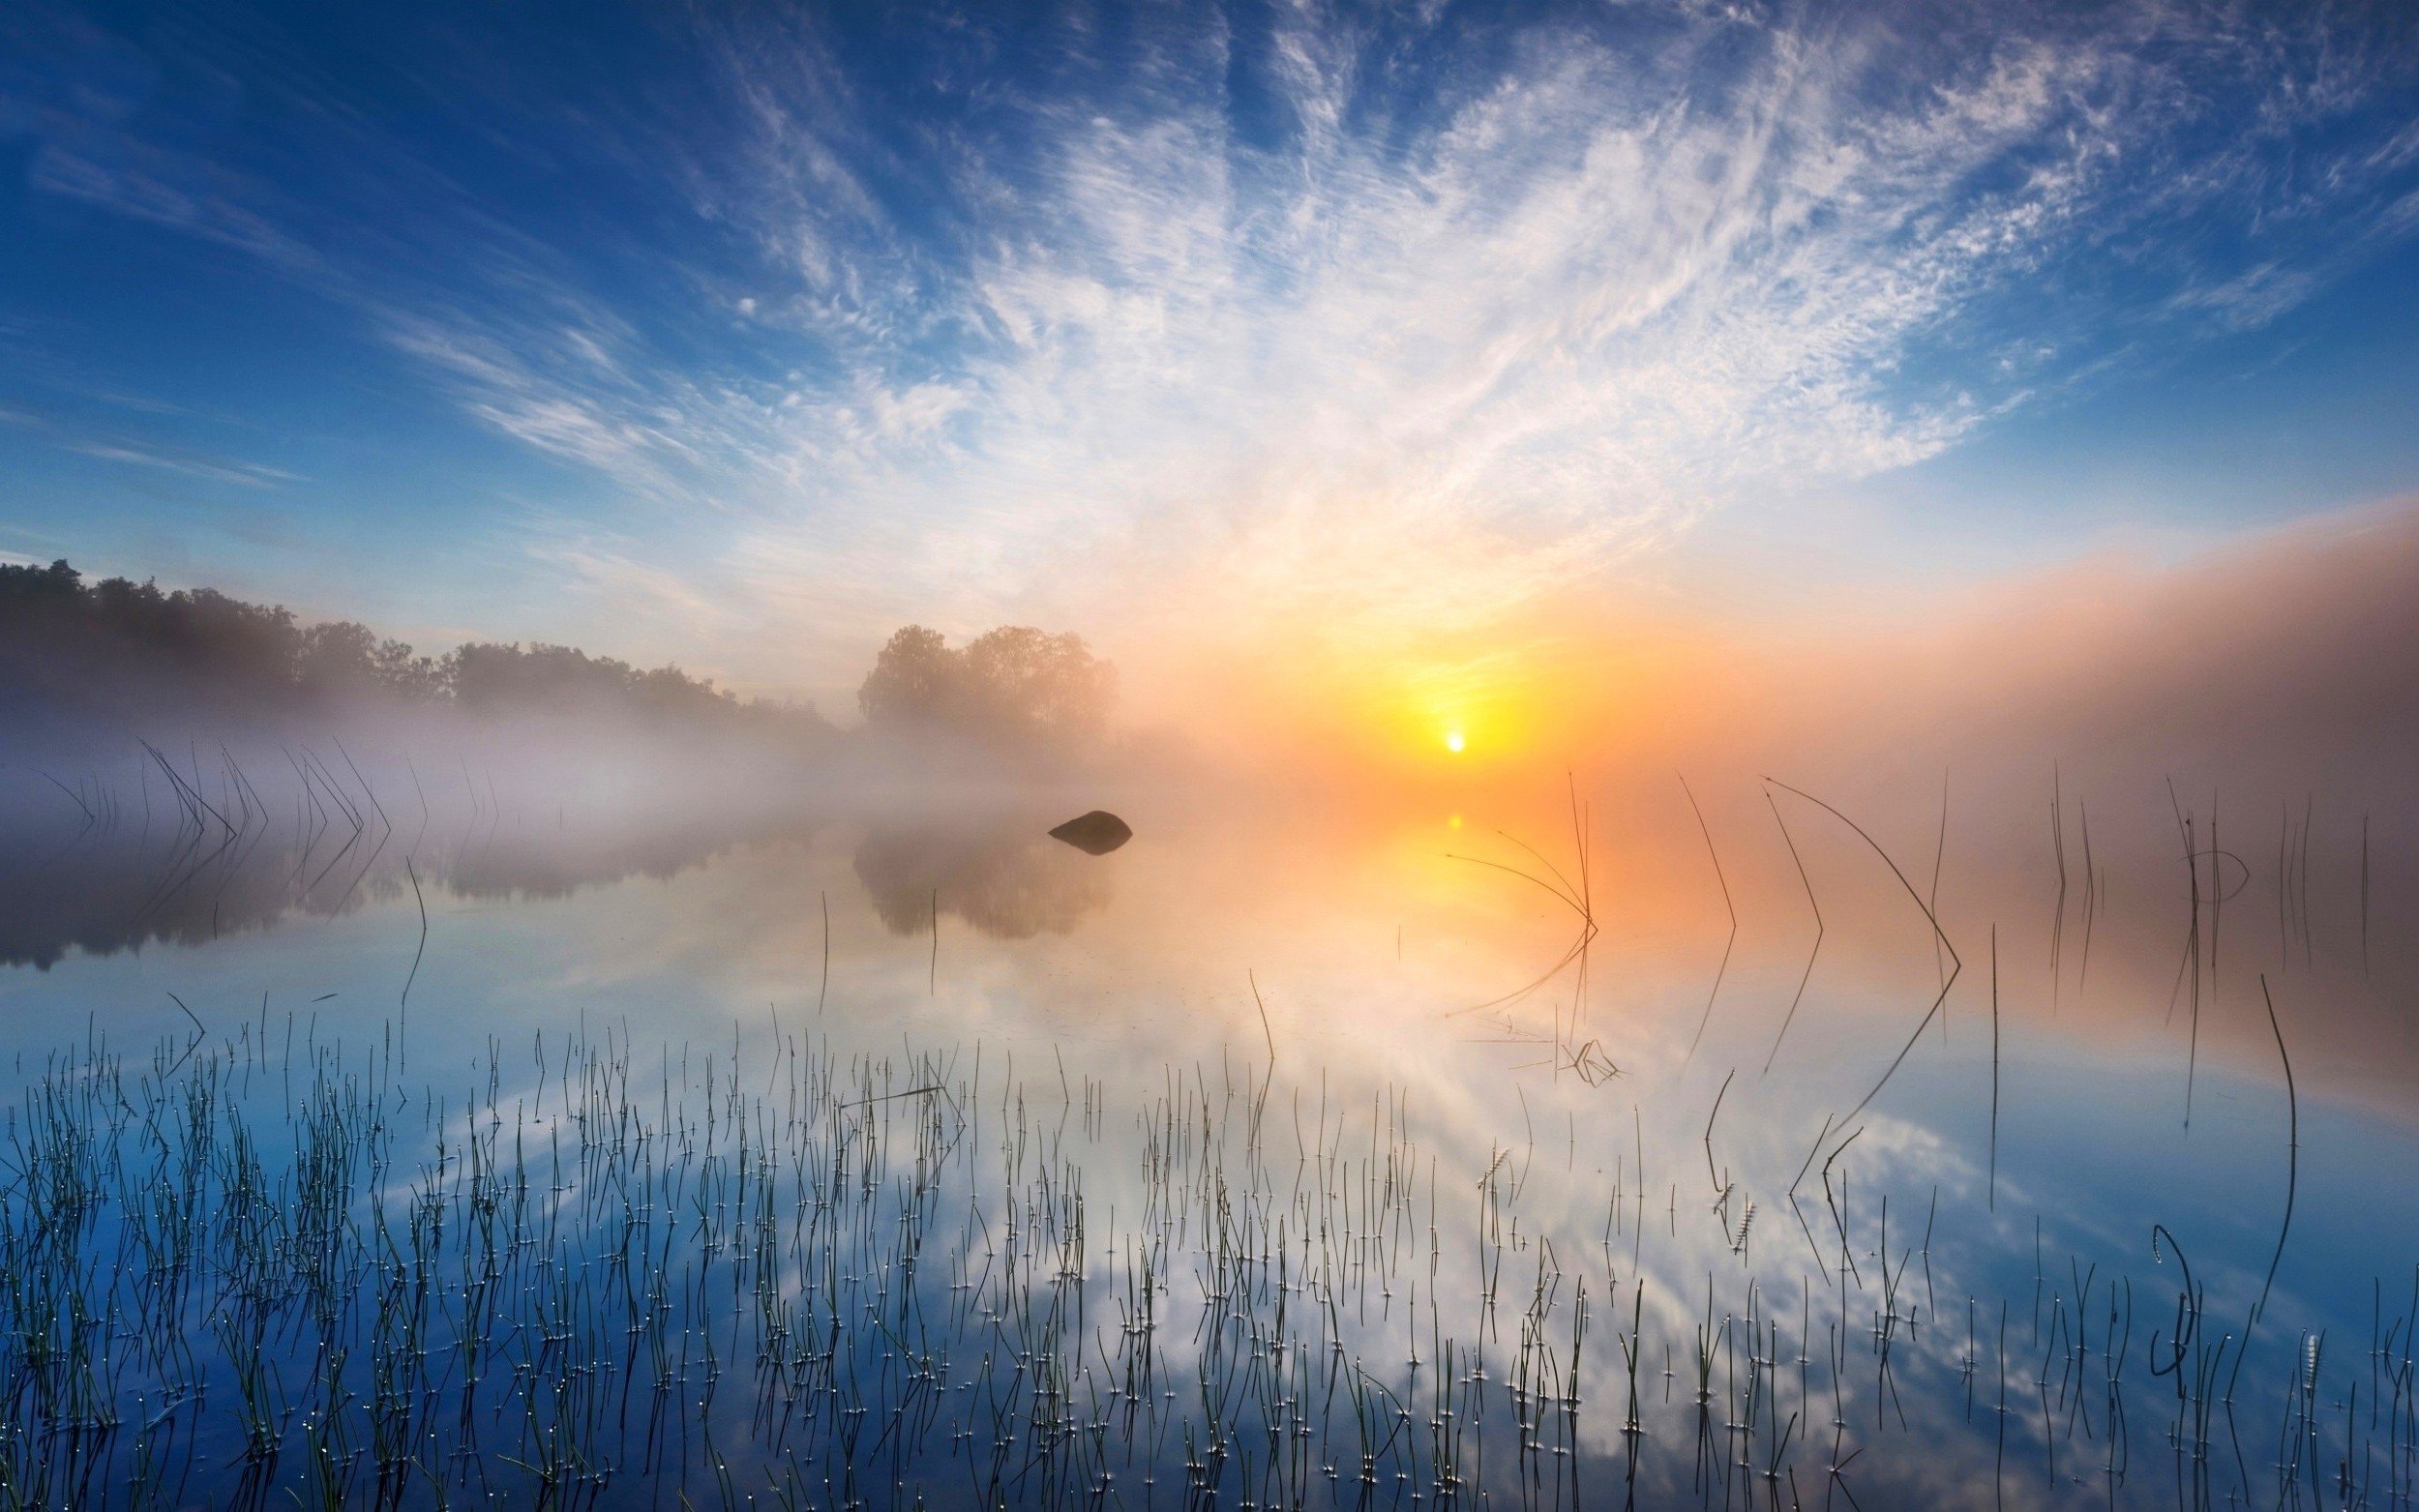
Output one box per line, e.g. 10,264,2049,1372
9,1,2416,1501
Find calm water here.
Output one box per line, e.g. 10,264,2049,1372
1,754,2413,1509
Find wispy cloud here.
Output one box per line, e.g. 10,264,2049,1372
0,402,300,488
8,0,2416,692
674,1,2419,679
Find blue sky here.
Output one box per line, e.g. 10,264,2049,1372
3,0,2416,705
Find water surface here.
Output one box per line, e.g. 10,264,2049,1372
1,762,2412,1509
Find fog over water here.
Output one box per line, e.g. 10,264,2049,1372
7,0,2418,1497
1,503,2416,1509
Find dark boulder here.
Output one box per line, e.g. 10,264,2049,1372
1047,810,1132,855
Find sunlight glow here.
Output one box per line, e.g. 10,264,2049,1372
1444,728,1466,754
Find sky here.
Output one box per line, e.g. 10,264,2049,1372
3,0,2417,734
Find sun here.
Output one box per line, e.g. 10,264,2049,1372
1444,727,1466,754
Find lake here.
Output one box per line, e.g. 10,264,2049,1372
1,754,2412,1509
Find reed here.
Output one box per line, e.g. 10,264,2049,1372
0,762,2404,1511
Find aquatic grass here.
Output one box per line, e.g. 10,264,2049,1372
0,768,2409,1509
1677,775,1738,1068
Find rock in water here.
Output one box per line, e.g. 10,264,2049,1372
1047,810,1132,855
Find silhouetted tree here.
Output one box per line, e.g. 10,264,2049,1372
857,626,956,726
857,624,1115,754
298,619,444,702
0,559,829,739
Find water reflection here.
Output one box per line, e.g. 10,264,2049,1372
0,779,1132,967
852,816,1114,938
0,797,813,968
0,765,2413,1509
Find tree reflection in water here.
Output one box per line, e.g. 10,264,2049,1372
852,819,1114,940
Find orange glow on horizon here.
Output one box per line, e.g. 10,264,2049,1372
1121,594,1717,792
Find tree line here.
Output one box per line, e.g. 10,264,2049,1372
856,625,1115,755
0,559,1114,756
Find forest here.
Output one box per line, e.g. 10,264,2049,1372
0,559,1114,763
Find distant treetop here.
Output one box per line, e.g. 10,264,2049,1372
0,558,825,735
1,560,1112,759
859,624,1115,753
